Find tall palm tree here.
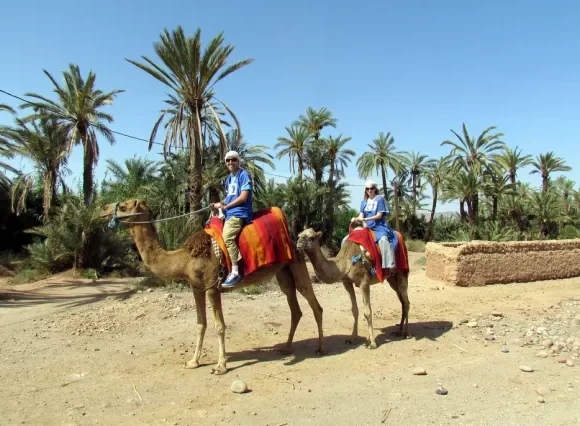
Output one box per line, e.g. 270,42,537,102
424,156,450,241
102,156,160,202
274,125,312,180
8,117,69,220
441,123,505,223
323,134,355,243
402,151,435,211
0,104,19,187
530,152,571,193
554,176,575,214
356,132,403,196
126,26,253,228
493,145,533,185
294,107,337,142
22,64,124,206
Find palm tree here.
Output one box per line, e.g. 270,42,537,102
402,151,435,210
274,125,312,180
323,134,355,243
0,104,18,187
441,124,505,223
101,156,160,202
8,117,69,220
126,26,253,228
294,107,337,142
441,123,505,174
493,145,533,185
424,156,450,241
22,64,124,206
530,152,571,193
356,132,402,196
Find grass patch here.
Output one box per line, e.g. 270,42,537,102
415,256,426,268
12,268,50,284
406,239,426,253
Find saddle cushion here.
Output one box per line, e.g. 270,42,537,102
204,207,295,276
347,228,410,281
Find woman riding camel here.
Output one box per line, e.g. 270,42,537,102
351,180,398,274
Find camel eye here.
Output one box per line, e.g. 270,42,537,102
119,205,126,211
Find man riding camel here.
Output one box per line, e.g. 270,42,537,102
211,150,253,288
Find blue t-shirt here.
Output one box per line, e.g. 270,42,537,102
224,169,253,223
359,195,390,242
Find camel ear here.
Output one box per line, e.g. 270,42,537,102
314,231,323,240
136,200,148,211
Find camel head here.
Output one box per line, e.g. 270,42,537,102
100,199,151,228
296,228,323,251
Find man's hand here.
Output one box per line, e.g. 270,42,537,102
212,202,223,210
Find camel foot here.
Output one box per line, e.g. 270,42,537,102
345,336,358,345
395,327,412,339
184,359,201,369
366,341,378,350
211,365,228,375
315,347,328,356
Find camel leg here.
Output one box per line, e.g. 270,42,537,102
360,280,377,349
342,280,359,345
185,289,207,369
206,288,228,375
386,273,411,338
275,266,303,355
397,273,411,338
289,262,326,355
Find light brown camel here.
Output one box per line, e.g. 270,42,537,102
296,227,410,349
100,199,326,375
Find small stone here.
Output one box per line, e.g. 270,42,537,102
537,396,545,403
567,337,576,345
93,348,100,352
473,384,478,388
501,347,510,353
230,380,248,394
536,351,549,358
459,319,468,324
549,384,556,391
558,358,566,363
536,386,550,396
542,339,553,348
566,360,575,367
146,288,153,293
519,365,534,372
466,322,478,328
435,386,448,395
413,367,427,375
491,311,503,317
164,293,173,299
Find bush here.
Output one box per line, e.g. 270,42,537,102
25,194,139,274
406,240,425,252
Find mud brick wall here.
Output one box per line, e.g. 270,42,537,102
425,240,580,286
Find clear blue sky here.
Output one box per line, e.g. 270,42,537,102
1,0,579,212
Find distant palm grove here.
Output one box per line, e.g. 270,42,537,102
0,26,576,280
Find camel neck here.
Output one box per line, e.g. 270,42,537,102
306,242,343,283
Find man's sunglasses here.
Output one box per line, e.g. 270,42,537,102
226,158,238,163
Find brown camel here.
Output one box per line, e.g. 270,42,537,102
100,199,326,375
296,227,410,349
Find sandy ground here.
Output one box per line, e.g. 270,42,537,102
1,252,580,426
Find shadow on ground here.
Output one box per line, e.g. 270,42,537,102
0,280,136,310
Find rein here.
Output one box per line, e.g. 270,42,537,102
107,202,212,229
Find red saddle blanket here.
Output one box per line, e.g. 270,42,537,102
347,228,410,282
204,207,295,276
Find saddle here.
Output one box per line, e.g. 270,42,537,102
346,226,409,281
204,207,295,278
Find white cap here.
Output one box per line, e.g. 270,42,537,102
364,179,378,189
225,150,241,162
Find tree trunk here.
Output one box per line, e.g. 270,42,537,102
542,174,548,193
492,196,498,221
323,160,336,245
380,164,388,200
82,137,94,206
394,182,401,231
459,200,466,222
509,172,516,186
412,173,418,212
188,111,204,231
424,188,438,242
42,171,57,222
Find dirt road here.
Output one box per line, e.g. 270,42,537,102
1,253,579,425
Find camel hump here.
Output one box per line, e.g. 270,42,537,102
204,207,294,277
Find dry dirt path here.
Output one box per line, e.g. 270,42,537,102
1,253,579,425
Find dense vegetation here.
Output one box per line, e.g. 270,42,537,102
0,26,577,280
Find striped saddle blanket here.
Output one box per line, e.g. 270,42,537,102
204,207,295,276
